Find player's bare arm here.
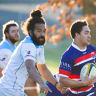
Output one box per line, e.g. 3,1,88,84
37,64,58,86
0,67,3,77
25,59,51,94
59,74,96,88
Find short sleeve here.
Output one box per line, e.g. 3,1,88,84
0,49,12,68
37,47,45,64
59,52,73,78
21,43,36,62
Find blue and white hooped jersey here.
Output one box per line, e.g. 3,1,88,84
59,42,96,94
0,39,15,68
0,36,45,91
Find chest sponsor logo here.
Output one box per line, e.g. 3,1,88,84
61,62,71,70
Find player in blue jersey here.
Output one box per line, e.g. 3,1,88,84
57,20,96,96
0,10,58,96
46,20,96,96
0,20,20,77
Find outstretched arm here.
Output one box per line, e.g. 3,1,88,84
37,64,58,86
25,59,51,94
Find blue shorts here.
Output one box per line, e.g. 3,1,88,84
46,81,68,96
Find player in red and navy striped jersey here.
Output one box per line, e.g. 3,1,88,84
58,20,96,96
46,20,96,96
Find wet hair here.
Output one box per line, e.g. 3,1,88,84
70,20,88,39
3,20,19,39
22,10,46,35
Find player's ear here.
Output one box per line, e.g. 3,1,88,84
5,32,9,39
29,30,33,37
75,32,80,38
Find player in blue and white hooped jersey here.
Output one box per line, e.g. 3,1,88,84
0,10,58,96
0,20,20,77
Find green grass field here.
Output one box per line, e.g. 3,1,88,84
45,38,72,74
39,38,72,96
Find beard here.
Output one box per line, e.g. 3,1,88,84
31,33,45,46
8,35,19,44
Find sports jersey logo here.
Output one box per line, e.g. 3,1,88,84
91,52,96,58
27,51,31,55
60,62,71,70
91,52,96,63
0,55,8,62
0,57,6,61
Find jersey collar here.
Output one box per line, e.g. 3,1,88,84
72,42,87,52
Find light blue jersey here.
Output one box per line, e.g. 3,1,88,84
0,39,15,68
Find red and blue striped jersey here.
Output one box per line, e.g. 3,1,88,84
59,43,96,94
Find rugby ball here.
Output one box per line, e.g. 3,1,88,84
80,63,96,80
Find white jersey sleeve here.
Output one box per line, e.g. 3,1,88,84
21,43,36,63
0,49,12,68
37,47,45,64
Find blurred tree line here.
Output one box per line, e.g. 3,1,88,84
84,0,96,45
37,0,96,45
